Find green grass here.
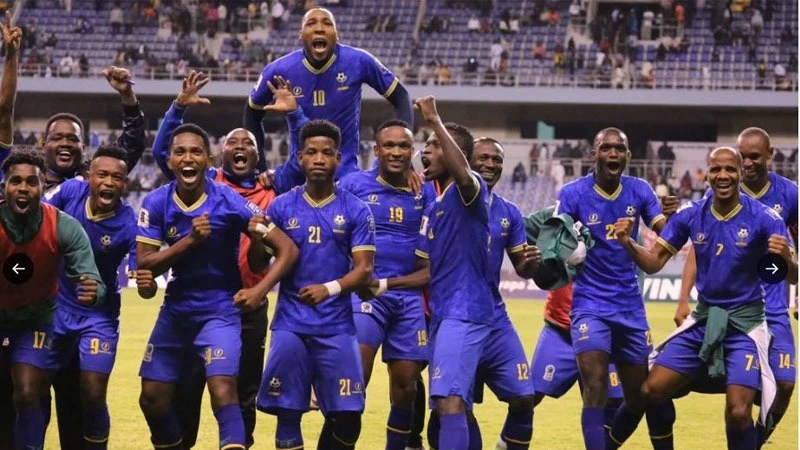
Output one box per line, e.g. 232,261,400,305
45,290,798,449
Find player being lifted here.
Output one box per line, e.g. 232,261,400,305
244,7,412,180
0,150,105,449
255,120,376,450
413,96,494,450
554,128,677,450
135,124,297,450
675,128,798,449
42,145,146,449
338,119,434,450
618,146,797,450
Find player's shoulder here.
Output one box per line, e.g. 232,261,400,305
339,43,375,62
337,184,368,206
266,49,304,71
745,195,783,222
770,171,798,195
560,174,591,196
272,184,303,207
622,174,655,194
142,182,173,205
338,168,375,193
492,192,522,216
46,177,87,199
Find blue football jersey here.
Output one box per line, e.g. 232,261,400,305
44,179,137,317
415,174,495,325
268,186,376,335
339,169,434,294
556,174,666,313
659,195,790,308
487,192,527,324
248,44,399,179
136,181,262,315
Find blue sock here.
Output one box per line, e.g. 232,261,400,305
646,401,675,450
427,411,440,450
467,417,482,450
144,408,182,449
15,406,45,450
606,405,644,449
603,398,623,429
386,405,413,450
83,406,111,450
439,413,468,450
317,418,332,450
213,404,246,449
726,423,756,450
501,409,534,450
581,407,605,450
276,409,304,449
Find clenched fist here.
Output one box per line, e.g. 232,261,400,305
76,275,99,305
189,213,211,244
614,217,636,242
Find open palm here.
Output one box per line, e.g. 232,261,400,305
264,75,297,113
175,70,211,107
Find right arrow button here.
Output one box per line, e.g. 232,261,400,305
758,254,788,284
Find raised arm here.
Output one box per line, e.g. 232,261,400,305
0,12,21,147
102,66,146,171
136,212,210,277
615,217,674,274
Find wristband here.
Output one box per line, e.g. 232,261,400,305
254,223,269,235
369,278,389,297
323,280,342,297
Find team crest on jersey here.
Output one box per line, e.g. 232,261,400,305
143,343,154,362
587,213,600,225
773,204,783,214
268,377,282,397
694,233,706,244
625,205,637,216
500,218,510,228
100,235,112,246
360,302,373,314
138,209,150,227
577,323,589,341
414,193,424,210
367,194,379,204
336,72,349,90
292,86,303,97
543,364,556,381
167,226,178,238
287,217,300,230
204,347,226,366
736,227,749,246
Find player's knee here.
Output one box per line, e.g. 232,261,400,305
582,378,608,406
330,411,361,446
435,395,466,415
80,382,107,411
724,401,753,426
207,375,239,409
11,380,41,410
139,389,169,418
391,376,417,405
507,395,535,413
640,379,665,404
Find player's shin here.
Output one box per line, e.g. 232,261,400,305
386,405,414,450
14,406,46,450
726,423,756,450
83,405,111,449
439,413,468,450
406,376,426,450
606,404,645,450
213,403,246,449
143,409,183,450
580,407,606,450
645,400,675,450
328,412,362,450
275,409,303,450
499,404,534,450
427,410,440,450
466,414,482,450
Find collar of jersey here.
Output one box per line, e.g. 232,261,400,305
303,189,336,208
741,179,771,199
711,202,743,221
172,190,208,212
376,175,411,192
84,197,116,222
593,181,622,200
303,50,338,75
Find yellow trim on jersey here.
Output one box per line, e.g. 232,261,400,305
386,425,411,434
608,432,624,446
172,192,208,212
248,96,266,110
593,183,622,200
711,203,742,221
352,245,376,253
741,180,771,199
220,445,246,450
649,214,666,229
507,243,526,254
303,53,338,74
136,236,163,247
656,237,678,255
415,249,429,259
502,435,531,445
650,432,674,439
303,191,337,208
0,139,11,147
84,197,116,222
376,175,412,192
276,445,304,450
383,78,399,98
154,439,183,448
459,173,482,206
83,436,109,444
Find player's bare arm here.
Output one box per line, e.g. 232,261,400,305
0,11,21,145
675,244,697,326
509,244,542,279
299,249,375,305
245,215,272,273
359,257,431,302
414,96,478,202
659,195,680,219
102,65,137,106
136,213,211,277
615,217,673,274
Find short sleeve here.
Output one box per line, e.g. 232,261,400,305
248,65,276,109
763,207,792,249
136,192,164,247
360,50,400,98
656,205,692,255
786,185,798,231
42,180,68,208
350,199,376,253
266,197,284,229
126,233,138,271
415,214,430,259
640,181,666,229
555,185,576,218
507,203,527,253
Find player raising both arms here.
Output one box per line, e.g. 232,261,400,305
244,7,412,180
620,146,797,450
338,119,434,450
135,124,297,450
0,150,105,450
554,128,678,450
675,128,798,449
256,120,375,450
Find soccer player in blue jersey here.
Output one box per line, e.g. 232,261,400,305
135,123,298,450
617,146,797,450
555,128,676,450
675,128,798,449
243,7,413,179
255,120,376,450
412,96,493,450
338,119,434,450
42,145,143,449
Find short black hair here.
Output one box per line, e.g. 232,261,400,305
376,119,411,135
444,122,475,160
170,123,211,154
92,145,128,162
473,136,504,150
1,149,46,175
300,120,341,150
45,113,84,138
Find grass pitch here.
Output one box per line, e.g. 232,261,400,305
44,290,798,449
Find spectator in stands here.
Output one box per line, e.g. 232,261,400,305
656,41,667,61
774,62,788,90
750,8,763,38
657,140,674,177
467,14,480,33
24,132,37,146
674,2,685,34
774,148,786,176
436,63,452,85
79,54,89,78
383,15,399,32
538,141,550,176
271,0,285,30
702,65,711,89
532,41,546,65
655,177,670,197
780,24,794,46
569,0,581,17
691,168,705,199
509,12,520,33
757,58,767,85
489,38,504,72
58,53,74,77
464,56,479,74
418,61,436,85
218,2,229,33
365,14,379,31
512,162,527,189
553,42,565,72
549,8,560,26
528,143,538,176
679,35,690,52
12,129,23,146
74,16,93,35
641,9,654,40
123,3,137,35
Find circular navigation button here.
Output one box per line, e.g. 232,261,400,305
758,254,788,285
2,253,34,285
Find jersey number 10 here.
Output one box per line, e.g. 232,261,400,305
313,90,326,106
